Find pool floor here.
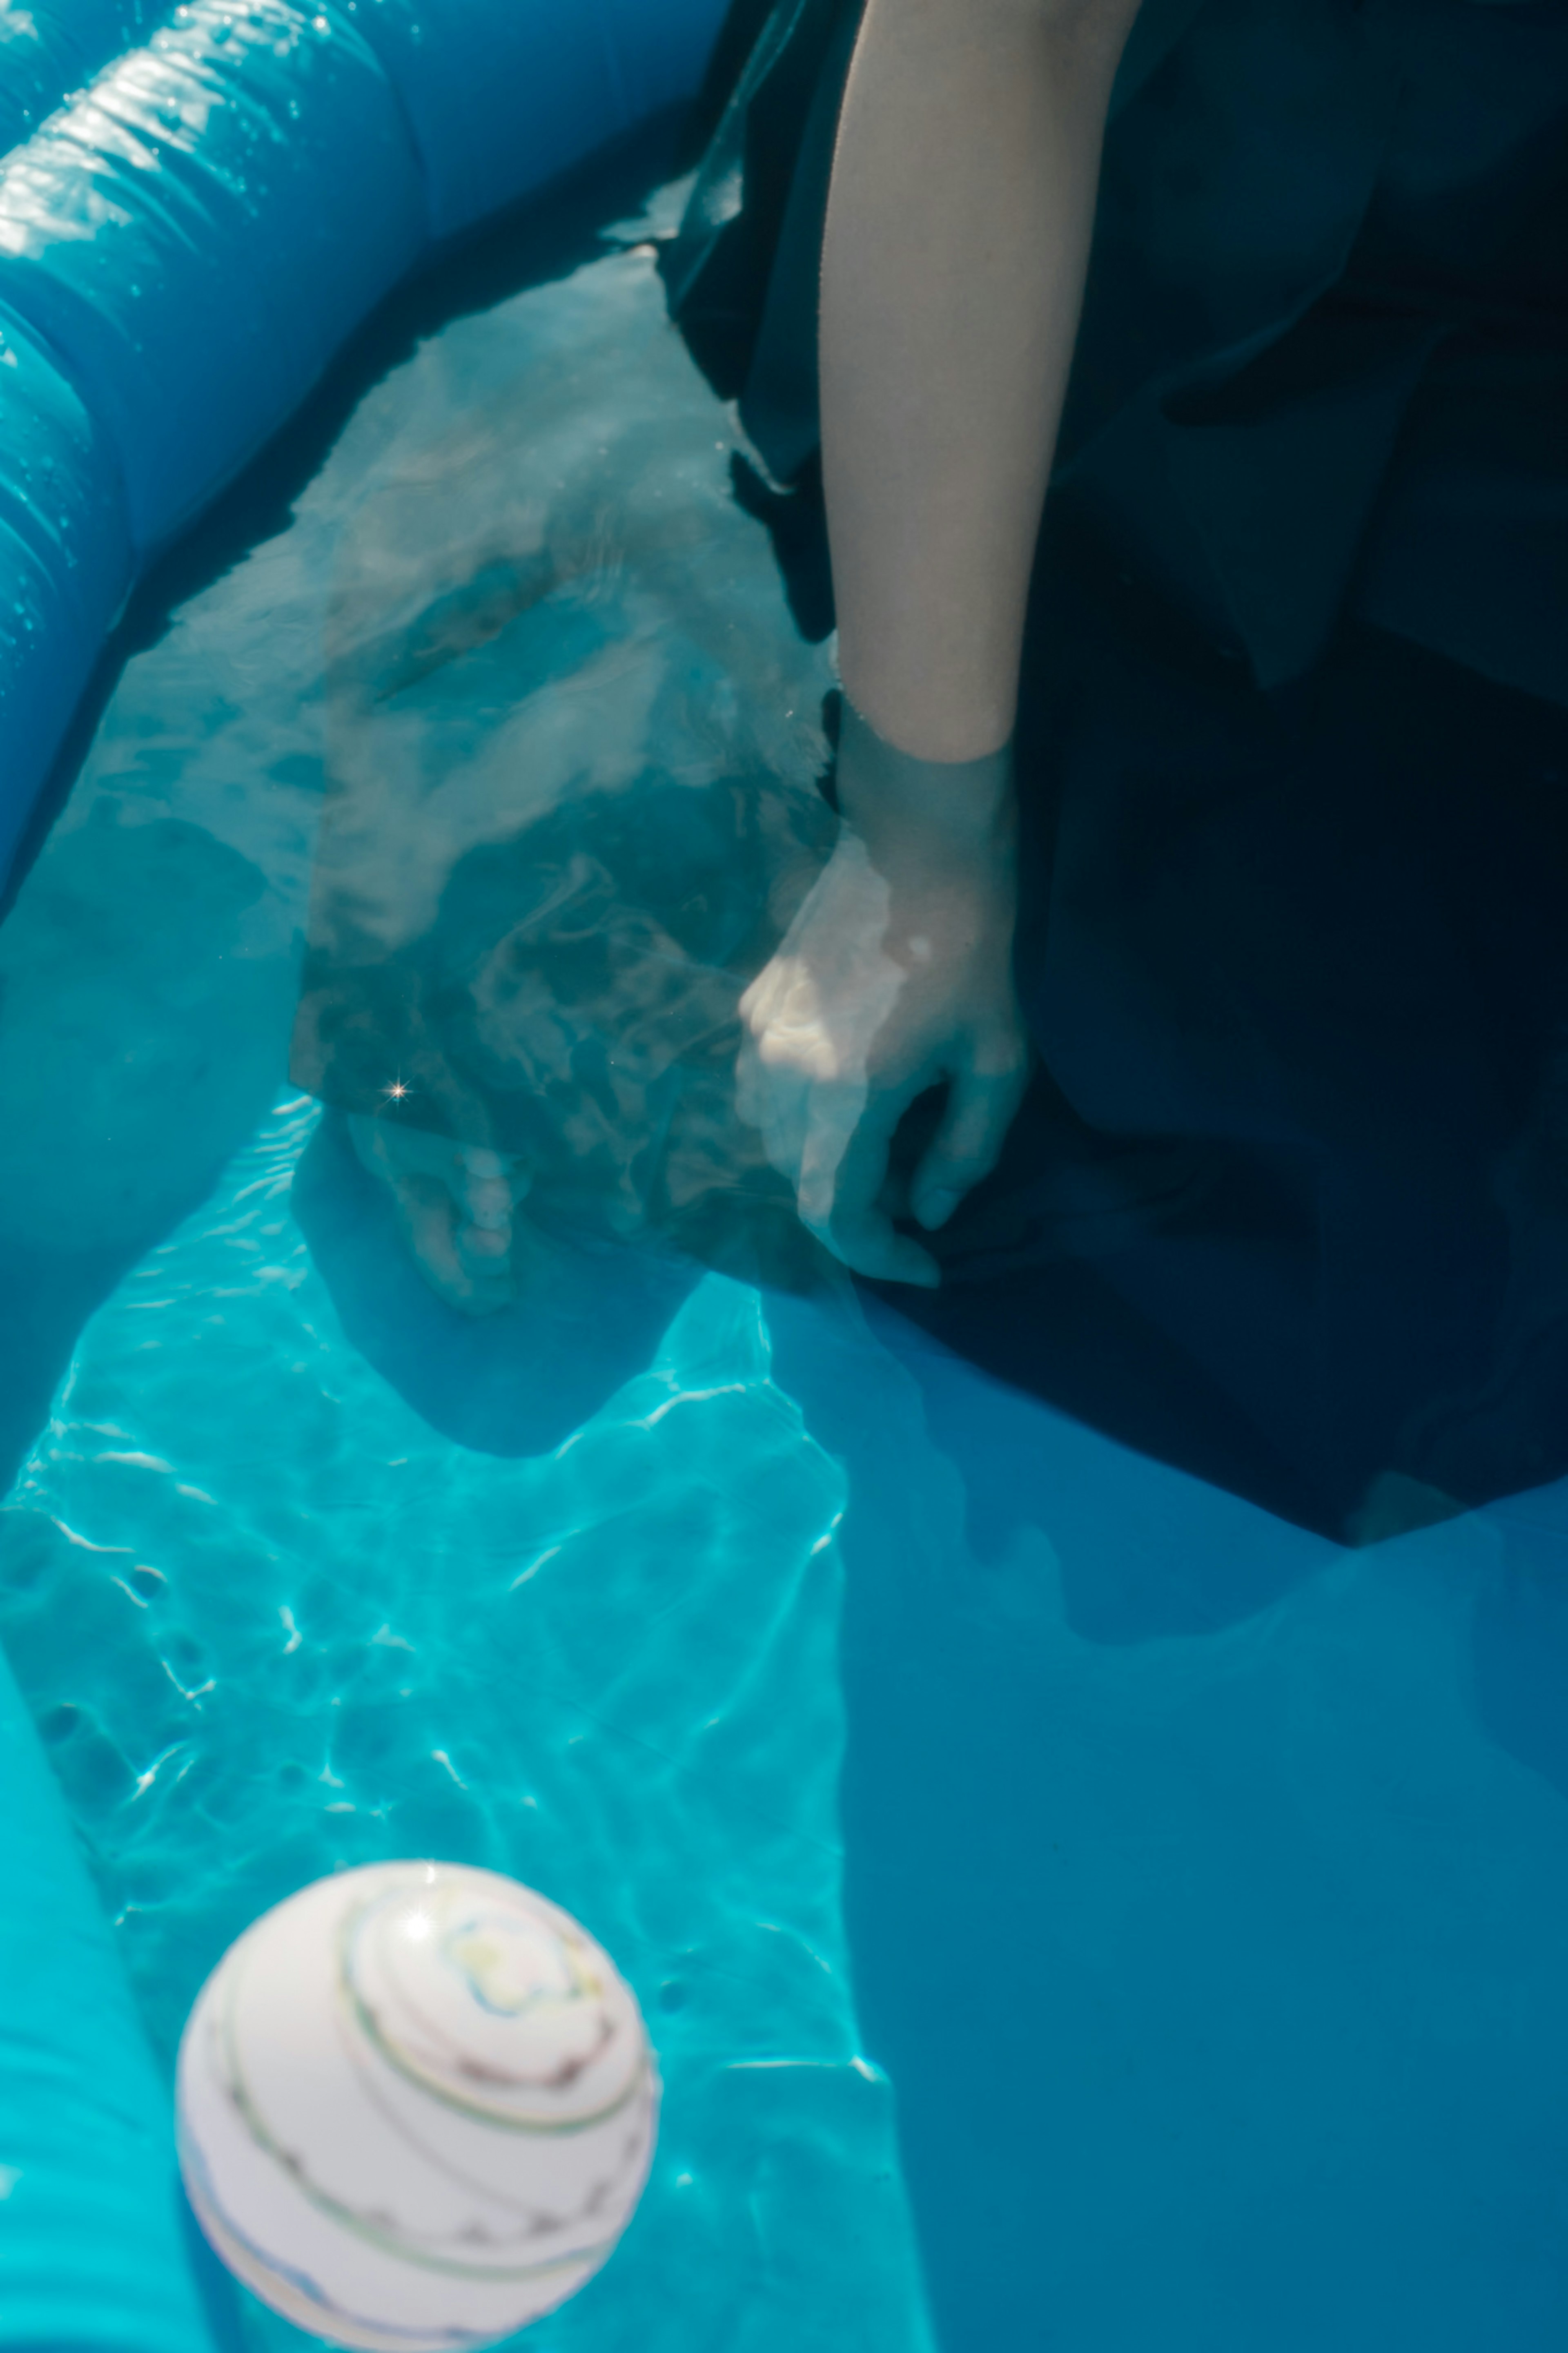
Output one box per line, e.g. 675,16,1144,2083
3,181,1568,2353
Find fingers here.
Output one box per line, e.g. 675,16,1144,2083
739,1016,939,1285
738,906,1028,1284
387,1171,514,1316
347,1118,532,1310
823,1207,942,1288
456,1144,530,1248
740,1021,1026,1278
798,1081,942,1289
736,1015,796,1158
910,1044,1030,1230
794,1076,877,1231
740,955,845,1083
739,1015,950,1286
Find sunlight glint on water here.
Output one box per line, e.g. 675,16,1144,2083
0,1095,935,2352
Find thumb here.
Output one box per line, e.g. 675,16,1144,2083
909,1049,1029,1232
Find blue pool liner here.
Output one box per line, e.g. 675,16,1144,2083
0,1639,229,2352
0,4,728,2344
0,0,161,160
0,0,730,895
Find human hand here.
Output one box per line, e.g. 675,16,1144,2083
348,1115,535,1315
737,707,1030,1286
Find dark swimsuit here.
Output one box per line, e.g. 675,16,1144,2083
665,0,1568,1539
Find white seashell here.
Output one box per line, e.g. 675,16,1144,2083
177,1862,659,2350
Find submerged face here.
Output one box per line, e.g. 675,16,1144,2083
296,247,837,1288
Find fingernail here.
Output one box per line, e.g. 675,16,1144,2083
915,1189,960,1231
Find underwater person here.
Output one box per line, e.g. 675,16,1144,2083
287,284,846,1340
296,0,1568,1539
721,0,1131,1292
659,0,1568,1537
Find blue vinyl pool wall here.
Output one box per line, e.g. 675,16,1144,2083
0,6,728,2346
0,0,731,896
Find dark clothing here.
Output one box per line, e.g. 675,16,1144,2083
666,0,1568,1540
666,0,1568,704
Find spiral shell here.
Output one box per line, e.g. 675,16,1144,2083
177,1862,659,2350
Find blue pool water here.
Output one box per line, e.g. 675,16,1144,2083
5,172,1568,2353
1,1098,931,2352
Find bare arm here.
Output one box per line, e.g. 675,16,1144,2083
741,0,1140,1283
823,0,1141,762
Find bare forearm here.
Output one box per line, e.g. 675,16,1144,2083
821,0,1139,762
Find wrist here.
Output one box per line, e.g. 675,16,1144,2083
833,692,1018,866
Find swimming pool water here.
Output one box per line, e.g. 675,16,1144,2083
0,1096,933,2352
5,172,1568,2353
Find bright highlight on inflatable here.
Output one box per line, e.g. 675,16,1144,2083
176,1863,660,2349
